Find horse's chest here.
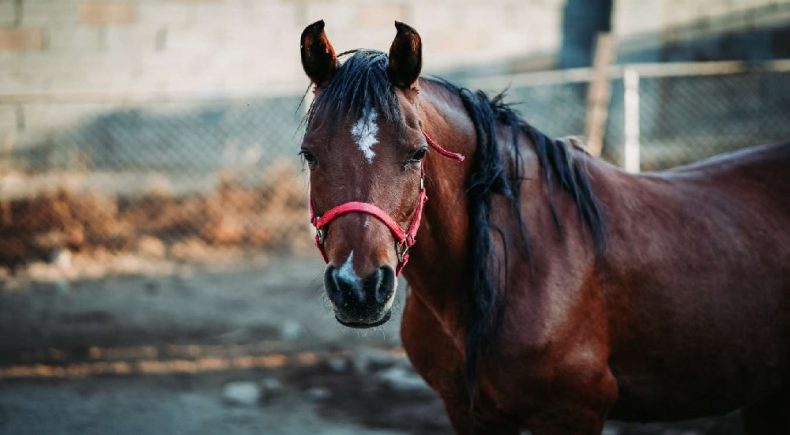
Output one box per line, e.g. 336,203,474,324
474,355,555,411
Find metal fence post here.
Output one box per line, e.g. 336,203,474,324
623,67,640,173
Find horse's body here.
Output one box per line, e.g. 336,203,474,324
402,80,790,433
602,145,790,420
299,21,790,434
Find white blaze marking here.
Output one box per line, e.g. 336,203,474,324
351,109,379,163
337,251,359,283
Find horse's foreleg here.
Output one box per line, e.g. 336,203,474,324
524,354,618,435
525,405,607,435
441,398,521,435
525,391,613,435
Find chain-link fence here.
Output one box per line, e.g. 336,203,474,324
470,60,790,170
2,61,789,268
0,94,310,268
608,64,790,170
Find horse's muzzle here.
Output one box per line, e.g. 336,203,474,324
324,264,396,328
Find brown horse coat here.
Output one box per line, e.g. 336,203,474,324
404,80,790,433
299,20,790,434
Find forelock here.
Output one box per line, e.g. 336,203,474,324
306,50,403,130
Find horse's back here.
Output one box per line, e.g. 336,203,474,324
666,141,790,188
660,141,790,239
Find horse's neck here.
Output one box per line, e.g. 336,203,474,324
401,82,606,332
400,82,480,332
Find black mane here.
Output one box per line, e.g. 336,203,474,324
433,79,606,399
304,50,606,398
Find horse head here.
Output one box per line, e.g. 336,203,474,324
299,20,429,328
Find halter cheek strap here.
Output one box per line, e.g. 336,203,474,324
309,132,464,275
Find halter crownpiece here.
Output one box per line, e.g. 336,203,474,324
309,132,465,275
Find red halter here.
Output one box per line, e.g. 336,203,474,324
309,133,465,275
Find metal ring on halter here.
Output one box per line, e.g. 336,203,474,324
316,227,326,245
396,240,409,263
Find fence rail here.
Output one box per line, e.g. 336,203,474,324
467,59,790,170
1,60,788,268
465,59,790,89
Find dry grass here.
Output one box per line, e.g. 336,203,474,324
0,161,309,268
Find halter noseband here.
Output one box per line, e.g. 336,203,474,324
309,133,465,275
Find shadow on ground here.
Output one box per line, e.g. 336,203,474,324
0,255,744,434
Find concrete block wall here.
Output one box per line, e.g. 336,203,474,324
0,0,565,97
1,0,786,151
0,0,568,149
614,0,788,39
3,0,783,98
613,0,790,63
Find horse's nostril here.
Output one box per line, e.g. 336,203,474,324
323,266,342,304
369,265,395,304
325,265,360,305
363,267,383,298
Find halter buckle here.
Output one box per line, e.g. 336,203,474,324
316,227,326,245
396,240,409,263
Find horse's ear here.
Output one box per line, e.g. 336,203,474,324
387,21,422,89
300,20,339,88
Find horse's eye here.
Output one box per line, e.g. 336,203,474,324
299,149,318,167
405,147,427,166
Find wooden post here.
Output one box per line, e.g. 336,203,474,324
583,32,614,157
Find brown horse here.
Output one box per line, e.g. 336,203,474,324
298,20,790,434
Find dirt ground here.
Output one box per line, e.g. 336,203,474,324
0,254,744,435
